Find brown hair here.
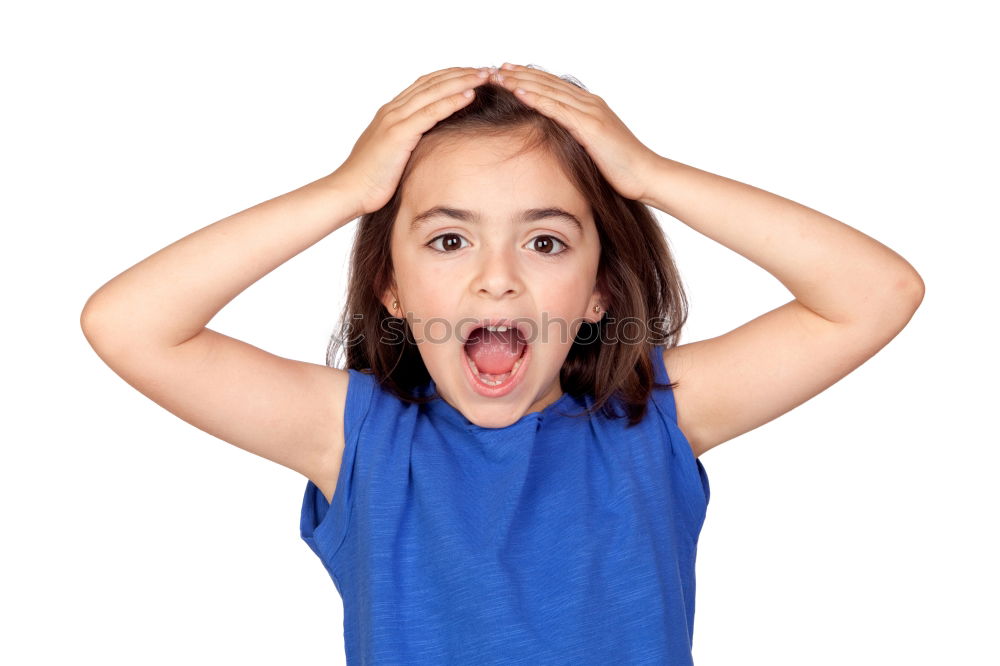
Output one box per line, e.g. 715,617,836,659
327,66,688,427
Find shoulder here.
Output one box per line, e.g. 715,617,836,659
659,344,707,458
305,366,353,505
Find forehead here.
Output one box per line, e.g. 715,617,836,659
401,134,589,214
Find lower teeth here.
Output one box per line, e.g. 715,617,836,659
466,351,525,386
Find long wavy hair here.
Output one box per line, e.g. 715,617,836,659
327,66,688,427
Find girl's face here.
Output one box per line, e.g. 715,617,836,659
384,133,604,429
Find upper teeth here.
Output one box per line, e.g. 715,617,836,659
484,325,509,332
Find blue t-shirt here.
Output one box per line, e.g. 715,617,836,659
300,344,710,665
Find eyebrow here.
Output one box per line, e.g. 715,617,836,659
409,206,584,234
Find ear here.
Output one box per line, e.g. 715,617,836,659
584,270,608,324
380,288,399,315
589,285,606,324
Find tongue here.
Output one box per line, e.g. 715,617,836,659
465,327,525,375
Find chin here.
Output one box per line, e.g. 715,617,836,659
462,407,526,429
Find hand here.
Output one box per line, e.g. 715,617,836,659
490,63,662,204
333,66,490,217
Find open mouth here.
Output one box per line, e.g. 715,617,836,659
462,322,530,394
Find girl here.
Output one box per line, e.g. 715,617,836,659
80,63,924,664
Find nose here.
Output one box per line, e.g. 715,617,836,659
471,241,524,300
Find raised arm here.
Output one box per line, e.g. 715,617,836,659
640,157,925,457
81,174,360,349
639,157,924,327
79,66,491,500
79,172,361,482
488,62,924,457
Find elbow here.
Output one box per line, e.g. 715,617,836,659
80,298,107,352
80,297,97,338
846,268,924,334
80,292,120,353
866,269,924,335
894,268,925,313
80,291,107,338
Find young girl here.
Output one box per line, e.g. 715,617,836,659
80,63,924,664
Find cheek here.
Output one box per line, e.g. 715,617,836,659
535,292,592,345
394,251,439,298
536,270,591,303
394,267,457,346
418,317,456,348
397,248,454,287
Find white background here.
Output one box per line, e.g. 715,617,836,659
4,0,997,664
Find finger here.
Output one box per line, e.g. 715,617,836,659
494,76,596,143
395,68,486,116
493,71,598,119
395,71,485,129
388,67,489,113
496,63,595,106
394,66,469,101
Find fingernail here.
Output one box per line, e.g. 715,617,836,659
477,69,489,78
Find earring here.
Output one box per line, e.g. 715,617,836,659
391,299,398,311
593,305,601,313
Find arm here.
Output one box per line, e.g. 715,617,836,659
81,173,361,350
80,66,488,496
79,172,361,483
640,157,924,326
640,157,924,456
482,63,923,455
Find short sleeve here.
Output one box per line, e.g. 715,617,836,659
300,368,376,564
649,345,711,536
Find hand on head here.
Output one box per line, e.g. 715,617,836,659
488,63,662,204
333,66,493,218
332,62,663,220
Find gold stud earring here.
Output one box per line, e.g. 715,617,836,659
391,299,398,310
593,305,601,313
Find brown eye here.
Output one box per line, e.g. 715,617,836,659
426,233,470,253
529,235,568,255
